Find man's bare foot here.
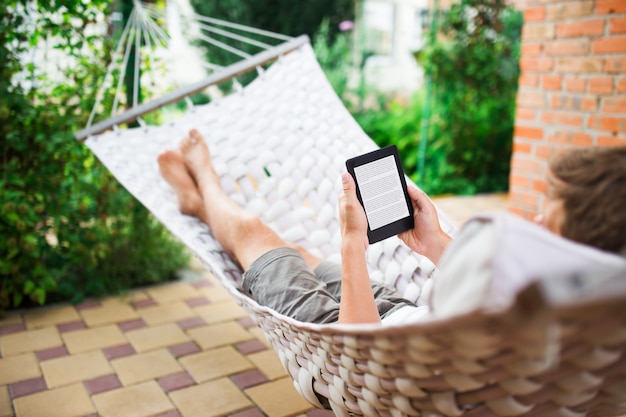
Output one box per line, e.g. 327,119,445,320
179,129,219,189
157,149,208,223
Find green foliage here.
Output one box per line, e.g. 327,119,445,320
0,1,189,310
417,0,522,194
188,0,354,81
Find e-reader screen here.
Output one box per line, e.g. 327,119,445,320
346,145,414,244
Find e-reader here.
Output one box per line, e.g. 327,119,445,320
346,145,414,244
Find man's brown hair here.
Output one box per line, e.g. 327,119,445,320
549,146,626,255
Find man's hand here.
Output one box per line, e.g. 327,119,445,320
339,172,369,250
398,186,451,265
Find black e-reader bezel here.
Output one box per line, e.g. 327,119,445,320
346,145,414,244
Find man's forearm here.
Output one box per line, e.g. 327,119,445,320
339,238,381,324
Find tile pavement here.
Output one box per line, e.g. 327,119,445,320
0,194,510,417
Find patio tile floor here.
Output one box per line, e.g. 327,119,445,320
0,194,510,417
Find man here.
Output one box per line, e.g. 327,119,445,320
159,129,626,325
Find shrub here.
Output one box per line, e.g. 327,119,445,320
417,0,522,194
0,1,189,309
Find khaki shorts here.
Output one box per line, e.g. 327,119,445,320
242,247,414,324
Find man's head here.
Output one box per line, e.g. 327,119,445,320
537,146,626,255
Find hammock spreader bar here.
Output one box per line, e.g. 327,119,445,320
75,34,308,142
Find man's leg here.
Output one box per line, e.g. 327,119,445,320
159,129,321,270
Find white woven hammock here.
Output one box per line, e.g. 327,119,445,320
82,40,626,417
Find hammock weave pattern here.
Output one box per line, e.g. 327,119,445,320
85,44,626,417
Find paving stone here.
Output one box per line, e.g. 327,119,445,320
118,318,148,332
24,306,80,329
229,407,265,417
247,350,288,380
168,341,201,358
247,327,271,348
75,300,102,310
179,346,253,383
229,369,269,390
41,350,113,389
158,371,196,392
111,348,183,386
176,316,205,330
191,279,213,288
132,298,157,309
35,345,69,362
102,343,136,360
137,301,196,326
245,377,312,417
184,296,210,307
83,374,123,395
0,322,26,336
0,385,11,417
62,324,127,354
13,383,95,417
193,301,249,324
236,339,267,355
125,323,189,353
92,380,175,417
56,320,87,333
80,302,140,327
155,411,182,417
0,353,41,385
197,285,234,303
169,378,252,417
187,321,253,350
0,326,62,356
238,317,257,328
9,376,47,399
148,283,200,304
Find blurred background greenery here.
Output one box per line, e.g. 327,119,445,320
0,0,521,310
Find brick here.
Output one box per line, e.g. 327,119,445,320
507,206,529,220
589,77,614,94
556,57,604,73
532,179,548,194
510,190,541,209
536,145,554,160
564,76,587,92
596,0,626,14
525,7,545,22
548,131,593,146
556,20,605,37
516,108,536,121
521,57,554,72
522,43,544,56
598,135,626,146
602,97,626,113
588,115,626,132
551,94,598,111
545,39,590,55
510,173,530,188
517,91,546,108
546,1,594,20
515,125,544,140
519,73,540,87
609,17,626,33
607,57,626,73
617,78,626,93
511,155,544,175
593,36,626,54
513,141,533,154
523,23,555,40
542,74,562,90
540,110,584,127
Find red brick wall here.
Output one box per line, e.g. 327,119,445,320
509,0,626,220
